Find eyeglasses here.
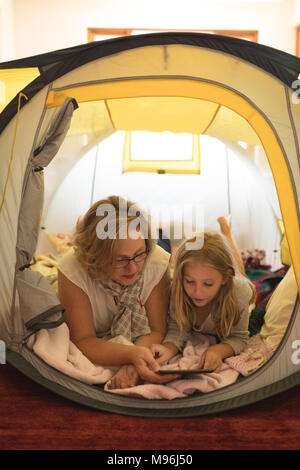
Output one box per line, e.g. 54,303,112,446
112,250,148,269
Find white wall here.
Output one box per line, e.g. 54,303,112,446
0,0,14,61
11,0,297,60
293,0,300,23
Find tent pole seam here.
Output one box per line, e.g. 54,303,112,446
104,100,116,129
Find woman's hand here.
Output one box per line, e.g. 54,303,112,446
150,343,177,364
198,346,223,373
129,345,180,384
107,364,140,390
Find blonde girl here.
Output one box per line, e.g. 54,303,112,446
156,225,255,372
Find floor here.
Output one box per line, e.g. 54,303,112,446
0,363,299,451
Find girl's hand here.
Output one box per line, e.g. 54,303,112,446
107,364,140,390
198,347,223,373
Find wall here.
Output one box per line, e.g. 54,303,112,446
293,0,300,24
11,0,297,60
0,0,14,61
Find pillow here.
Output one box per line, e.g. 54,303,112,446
47,232,73,254
260,266,298,347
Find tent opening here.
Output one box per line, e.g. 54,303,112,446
1,35,299,416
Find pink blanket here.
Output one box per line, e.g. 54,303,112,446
27,323,129,384
27,324,276,400
224,334,278,376
104,333,239,399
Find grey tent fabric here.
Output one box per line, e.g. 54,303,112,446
16,167,44,270
16,97,78,270
13,98,78,339
33,98,78,167
16,269,65,334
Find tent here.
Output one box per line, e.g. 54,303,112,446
0,33,299,416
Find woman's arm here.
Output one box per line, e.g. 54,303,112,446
58,269,177,384
108,268,180,389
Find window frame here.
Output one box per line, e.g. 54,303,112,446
87,27,258,43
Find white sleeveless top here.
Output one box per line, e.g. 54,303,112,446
57,245,170,336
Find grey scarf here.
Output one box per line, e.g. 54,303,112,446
100,271,151,342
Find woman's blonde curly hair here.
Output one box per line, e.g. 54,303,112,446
72,195,156,281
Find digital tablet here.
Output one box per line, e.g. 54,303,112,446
157,369,214,375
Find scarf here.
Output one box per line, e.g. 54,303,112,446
100,271,151,342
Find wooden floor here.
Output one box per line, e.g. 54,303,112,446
0,363,299,451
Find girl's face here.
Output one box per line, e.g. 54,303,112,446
110,232,147,286
183,261,226,308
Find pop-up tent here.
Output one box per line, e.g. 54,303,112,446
0,33,299,416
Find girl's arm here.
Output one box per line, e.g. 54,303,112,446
199,279,254,372
198,343,234,372
221,278,254,355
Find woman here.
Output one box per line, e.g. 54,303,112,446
57,195,178,389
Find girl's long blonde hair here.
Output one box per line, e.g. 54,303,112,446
72,195,155,281
171,231,255,341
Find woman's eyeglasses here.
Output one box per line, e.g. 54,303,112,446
112,250,148,269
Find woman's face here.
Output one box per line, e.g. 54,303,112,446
183,261,226,308
110,232,147,286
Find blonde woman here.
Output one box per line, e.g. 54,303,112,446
154,224,255,372
57,196,178,389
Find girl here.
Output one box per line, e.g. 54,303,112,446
155,220,255,372
57,195,178,389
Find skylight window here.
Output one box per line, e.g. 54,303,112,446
122,131,201,174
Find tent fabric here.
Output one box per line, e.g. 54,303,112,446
11,97,77,344
34,97,78,165
0,32,299,414
0,86,49,346
0,32,299,135
277,219,292,266
15,96,77,270
16,269,65,335
44,73,300,284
